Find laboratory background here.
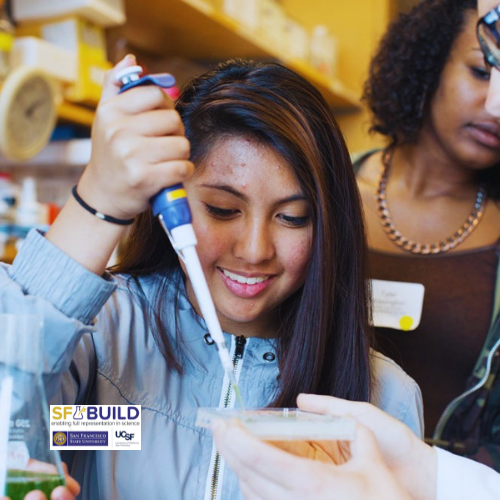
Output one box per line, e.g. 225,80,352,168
0,0,417,263
3,0,500,499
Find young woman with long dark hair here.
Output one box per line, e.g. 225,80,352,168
1,56,422,499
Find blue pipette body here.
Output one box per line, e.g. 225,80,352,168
116,66,242,403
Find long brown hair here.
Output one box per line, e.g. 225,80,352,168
114,59,373,405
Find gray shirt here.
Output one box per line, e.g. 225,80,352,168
5,230,423,500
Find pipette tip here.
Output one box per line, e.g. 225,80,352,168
228,371,245,410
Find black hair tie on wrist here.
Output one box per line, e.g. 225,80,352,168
71,185,135,226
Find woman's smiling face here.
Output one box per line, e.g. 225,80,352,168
183,135,313,338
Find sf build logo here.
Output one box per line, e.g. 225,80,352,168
74,406,86,420
49,405,141,451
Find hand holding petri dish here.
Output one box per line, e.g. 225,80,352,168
196,407,356,464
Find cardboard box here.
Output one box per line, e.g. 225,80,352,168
12,0,126,28
16,17,112,106
12,37,77,84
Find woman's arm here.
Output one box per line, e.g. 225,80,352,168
46,54,193,275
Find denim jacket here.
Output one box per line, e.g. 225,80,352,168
4,230,423,500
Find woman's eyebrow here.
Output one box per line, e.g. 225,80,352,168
200,183,247,200
199,183,306,204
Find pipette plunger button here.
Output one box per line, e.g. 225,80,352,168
115,65,143,85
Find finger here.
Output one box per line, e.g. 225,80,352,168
123,136,191,164
63,475,81,497
115,159,193,199
59,462,80,496
24,492,46,500
146,160,195,188
297,394,392,429
297,394,362,416
100,54,137,102
212,421,309,497
120,110,185,137
50,487,76,500
112,85,174,114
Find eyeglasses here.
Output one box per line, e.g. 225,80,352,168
477,4,500,70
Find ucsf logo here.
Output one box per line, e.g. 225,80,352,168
116,431,135,441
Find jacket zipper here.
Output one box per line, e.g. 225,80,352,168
433,336,500,440
209,335,246,500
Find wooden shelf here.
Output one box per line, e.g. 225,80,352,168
115,0,361,110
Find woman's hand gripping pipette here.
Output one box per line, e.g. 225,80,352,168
116,65,244,408
45,55,194,275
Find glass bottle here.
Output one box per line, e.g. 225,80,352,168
0,296,66,500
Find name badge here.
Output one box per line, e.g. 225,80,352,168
371,279,425,331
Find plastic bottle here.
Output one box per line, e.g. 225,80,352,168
15,177,44,228
14,177,48,255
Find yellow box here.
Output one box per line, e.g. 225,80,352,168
16,16,111,107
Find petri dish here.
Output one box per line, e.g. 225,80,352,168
195,408,356,441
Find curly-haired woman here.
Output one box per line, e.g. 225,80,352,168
355,0,500,469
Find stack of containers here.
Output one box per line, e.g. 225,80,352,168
258,0,287,52
218,0,310,63
11,0,126,107
217,0,338,77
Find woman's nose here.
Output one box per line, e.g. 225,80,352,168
486,68,500,117
233,220,275,264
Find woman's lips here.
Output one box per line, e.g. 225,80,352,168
219,268,275,298
468,123,500,148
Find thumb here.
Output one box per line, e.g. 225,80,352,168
100,54,138,103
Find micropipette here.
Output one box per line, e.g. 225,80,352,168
116,66,244,408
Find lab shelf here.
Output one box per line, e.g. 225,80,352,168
115,0,361,110
0,139,91,168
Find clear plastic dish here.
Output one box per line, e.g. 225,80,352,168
195,407,356,441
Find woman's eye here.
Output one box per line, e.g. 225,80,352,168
205,204,238,219
471,66,490,80
278,214,310,227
